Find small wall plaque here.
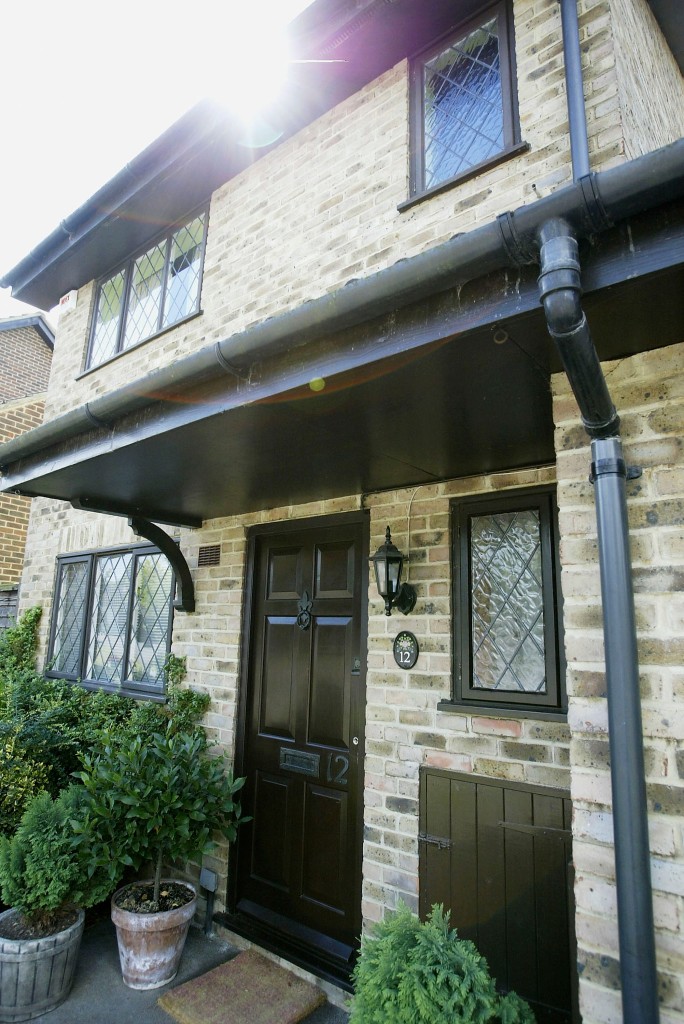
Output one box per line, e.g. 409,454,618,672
393,630,419,669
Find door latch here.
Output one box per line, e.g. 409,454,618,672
418,831,452,850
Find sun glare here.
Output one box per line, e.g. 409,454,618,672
201,10,294,133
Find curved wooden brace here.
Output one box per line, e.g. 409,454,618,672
129,517,196,613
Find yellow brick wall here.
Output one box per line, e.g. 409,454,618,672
18,339,684,1019
610,0,684,159
553,340,684,1024
43,0,659,423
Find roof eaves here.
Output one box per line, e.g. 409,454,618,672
0,314,56,349
0,100,230,304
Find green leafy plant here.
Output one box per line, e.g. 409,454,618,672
350,903,535,1024
0,786,112,934
164,653,188,688
0,607,43,717
0,732,51,836
0,615,211,835
74,726,247,908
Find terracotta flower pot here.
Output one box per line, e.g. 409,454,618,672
0,908,84,1022
110,882,196,990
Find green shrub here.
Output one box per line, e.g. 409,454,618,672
0,613,210,834
74,725,247,907
0,787,112,932
350,903,535,1024
0,606,41,677
0,607,43,719
0,733,51,836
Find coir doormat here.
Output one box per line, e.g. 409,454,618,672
157,948,327,1024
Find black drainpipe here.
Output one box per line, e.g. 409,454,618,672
538,218,659,1024
559,0,591,180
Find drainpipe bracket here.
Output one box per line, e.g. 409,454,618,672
496,211,538,266
577,173,613,234
589,459,641,483
84,403,112,429
215,342,249,381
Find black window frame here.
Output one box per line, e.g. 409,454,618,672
46,542,176,700
443,486,566,717
407,0,523,202
85,206,208,371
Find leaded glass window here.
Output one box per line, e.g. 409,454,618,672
48,544,175,696
410,2,520,196
470,510,546,693
450,488,565,714
90,270,126,367
86,210,207,370
52,558,89,676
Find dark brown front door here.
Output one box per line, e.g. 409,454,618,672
233,513,368,980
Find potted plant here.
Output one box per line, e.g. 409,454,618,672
75,725,246,989
0,786,111,1022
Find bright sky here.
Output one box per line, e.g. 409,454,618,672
0,0,314,322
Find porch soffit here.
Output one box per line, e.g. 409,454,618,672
1,204,682,528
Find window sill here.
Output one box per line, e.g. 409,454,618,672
79,308,203,379
437,700,567,723
46,673,166,703
398,141,530,213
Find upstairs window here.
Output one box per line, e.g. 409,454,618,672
48,544,175,698
87,210,206,369
445,487,565,716
409,1,520,198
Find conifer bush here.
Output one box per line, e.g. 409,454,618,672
350,903,535,1024
0,787,112,933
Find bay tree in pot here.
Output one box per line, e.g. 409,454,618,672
0,787,111,1021
75,726,246,989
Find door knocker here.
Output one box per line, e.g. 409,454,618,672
297,590,313,630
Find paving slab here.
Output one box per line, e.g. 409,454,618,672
44,918,350,1024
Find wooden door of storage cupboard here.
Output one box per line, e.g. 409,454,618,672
419,768,579,1024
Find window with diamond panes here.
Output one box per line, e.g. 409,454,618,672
450,488,565,714
87,210,206,369
52,558,90,676
409,1,519,197
48,545,175,697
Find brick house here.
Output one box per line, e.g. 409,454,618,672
0,315,54,625
0,1,682,1021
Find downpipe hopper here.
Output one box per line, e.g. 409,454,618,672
537,218,620,439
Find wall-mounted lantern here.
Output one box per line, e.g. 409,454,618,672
370,526,417,616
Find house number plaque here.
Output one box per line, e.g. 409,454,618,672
393,631,419,669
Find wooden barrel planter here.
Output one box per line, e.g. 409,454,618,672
0,908,85,1022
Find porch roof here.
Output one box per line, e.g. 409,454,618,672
0,148,682,527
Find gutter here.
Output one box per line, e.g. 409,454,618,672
1,138,683,472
